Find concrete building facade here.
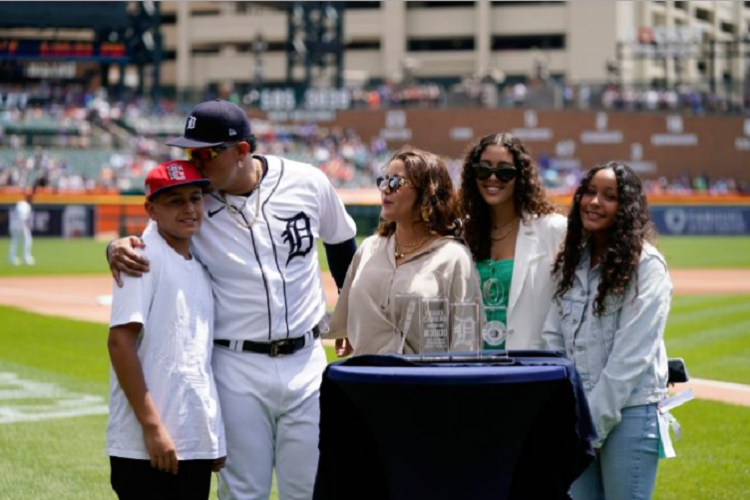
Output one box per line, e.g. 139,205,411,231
158,1,750,95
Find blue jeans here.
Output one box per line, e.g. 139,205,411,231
571,404,660,500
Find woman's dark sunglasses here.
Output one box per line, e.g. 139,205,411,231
472,163,518,182
186,142,236,162
376,175,415,193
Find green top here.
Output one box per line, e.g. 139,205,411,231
476,259,513,349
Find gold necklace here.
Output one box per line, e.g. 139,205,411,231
394,234,430,261
489,222,516,242
492,217,517,231
221,161,263,230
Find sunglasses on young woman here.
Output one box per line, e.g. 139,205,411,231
473,163,518,183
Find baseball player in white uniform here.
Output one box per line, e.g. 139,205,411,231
8,194,34,266
108,100,358,500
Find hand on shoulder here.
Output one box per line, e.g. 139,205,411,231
107,236,150,287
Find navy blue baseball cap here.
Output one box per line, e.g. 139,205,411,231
167,99,252,149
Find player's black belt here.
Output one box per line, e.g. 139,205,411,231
214,326,320,357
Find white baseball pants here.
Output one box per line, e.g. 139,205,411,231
212,339,327,500
8,226,33,265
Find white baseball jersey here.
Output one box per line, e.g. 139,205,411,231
9,200,31,232
107,230,225,460
192,155,357,342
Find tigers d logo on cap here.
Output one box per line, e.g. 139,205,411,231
145,160,211,200
166,99,252,149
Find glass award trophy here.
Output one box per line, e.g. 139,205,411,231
420,297,449,354
392,293,421,354
450,302,481,354
482,277,508,352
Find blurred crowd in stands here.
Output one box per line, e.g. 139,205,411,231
1,84,749,196
0,89,392,193
347,80,749,114
350,82,444,109
564,83,748,115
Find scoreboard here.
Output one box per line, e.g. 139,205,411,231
0,40,128,62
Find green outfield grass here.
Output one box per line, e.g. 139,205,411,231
664,295,750,385
2,236,749,277
0,306,341,500
1,301,749,499
0,237,110,277
653,400,750,500
656,236,750,269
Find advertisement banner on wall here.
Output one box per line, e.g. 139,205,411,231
650,206,750,236
0,205,94,237
63,205,89,238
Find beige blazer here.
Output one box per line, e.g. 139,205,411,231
327,235,483,356
505,213,567,349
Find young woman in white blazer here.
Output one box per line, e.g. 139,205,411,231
460,133,566,350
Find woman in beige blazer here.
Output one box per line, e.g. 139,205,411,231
330,148,483,356
460,132,566,350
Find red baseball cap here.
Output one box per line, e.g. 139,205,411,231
145,160,210,201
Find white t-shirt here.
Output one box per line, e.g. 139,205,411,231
107,230,225,460
192,155,357,342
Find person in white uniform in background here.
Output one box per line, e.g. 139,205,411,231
8,193,34,266
106,100,358,500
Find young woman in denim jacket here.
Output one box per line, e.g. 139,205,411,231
543,162,672,500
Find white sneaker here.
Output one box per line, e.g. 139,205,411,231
9,257,20,266
24,256,35,266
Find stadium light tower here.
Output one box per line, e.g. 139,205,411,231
126,1,163,106
252,33,268,90
286,1,345,90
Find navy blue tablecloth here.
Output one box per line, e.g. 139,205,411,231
314,351,596,500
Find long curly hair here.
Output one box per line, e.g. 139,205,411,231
553,161,655,315
459,132,557,261
376,149,461,237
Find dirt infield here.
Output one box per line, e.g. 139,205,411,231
667,269,750,295
673,378,750,407
2,270,750,407
0,275,114,324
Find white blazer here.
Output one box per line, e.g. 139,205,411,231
505,213,567,349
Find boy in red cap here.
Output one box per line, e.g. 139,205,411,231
106,160,225,500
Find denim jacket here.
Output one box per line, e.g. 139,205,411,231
543,242,671,447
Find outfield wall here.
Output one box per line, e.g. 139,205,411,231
1,193,749,238
248,109,750,183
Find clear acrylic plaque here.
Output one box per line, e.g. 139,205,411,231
420,297,449,354
450,302,481,353
482,277,508,352
482,306,508,349
392,293,422,354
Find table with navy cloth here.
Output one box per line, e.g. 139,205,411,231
313,351,596,500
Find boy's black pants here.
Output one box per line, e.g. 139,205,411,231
110,456,214,500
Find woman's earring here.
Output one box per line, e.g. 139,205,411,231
238,160,244,169
421,208,430,222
